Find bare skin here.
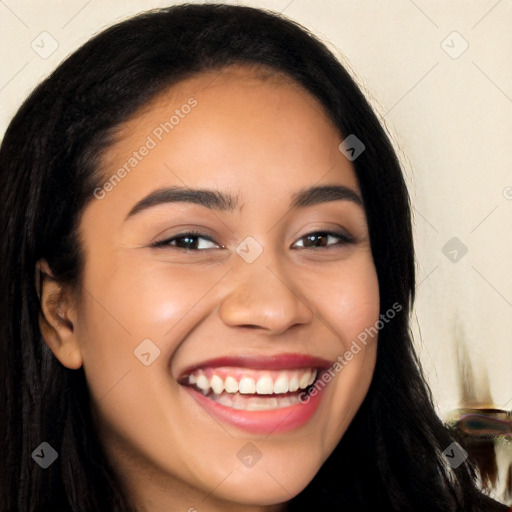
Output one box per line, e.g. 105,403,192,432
38,65,380,512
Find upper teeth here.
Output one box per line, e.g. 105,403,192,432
186,368,317,395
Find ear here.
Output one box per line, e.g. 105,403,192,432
36,259,83,369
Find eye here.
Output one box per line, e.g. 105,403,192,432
292,230,354,249
151,229,354,251
151,231,221,250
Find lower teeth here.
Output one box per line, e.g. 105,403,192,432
206,391,303,411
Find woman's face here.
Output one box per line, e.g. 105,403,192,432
69,66,379,511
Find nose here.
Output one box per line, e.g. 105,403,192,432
218,257,314,335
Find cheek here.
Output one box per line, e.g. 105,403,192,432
311,254,380,342
74,261,226,390
307,256,379,442
73,262,223,468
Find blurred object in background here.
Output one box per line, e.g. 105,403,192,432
446,341,512,505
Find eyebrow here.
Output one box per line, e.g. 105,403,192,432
125,184,363,219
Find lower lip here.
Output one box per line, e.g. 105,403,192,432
182,380,327,435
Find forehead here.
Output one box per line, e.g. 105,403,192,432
95,64,359,210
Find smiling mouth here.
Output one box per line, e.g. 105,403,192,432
179,367,319,411
177,354,332,433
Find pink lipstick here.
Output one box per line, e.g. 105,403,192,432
178,353,332,434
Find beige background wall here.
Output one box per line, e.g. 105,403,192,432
1,0,511,423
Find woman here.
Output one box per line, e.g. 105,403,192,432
0,4,509,511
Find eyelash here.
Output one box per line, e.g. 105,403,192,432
151,229,355,251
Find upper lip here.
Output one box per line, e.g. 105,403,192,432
178,353,332,380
